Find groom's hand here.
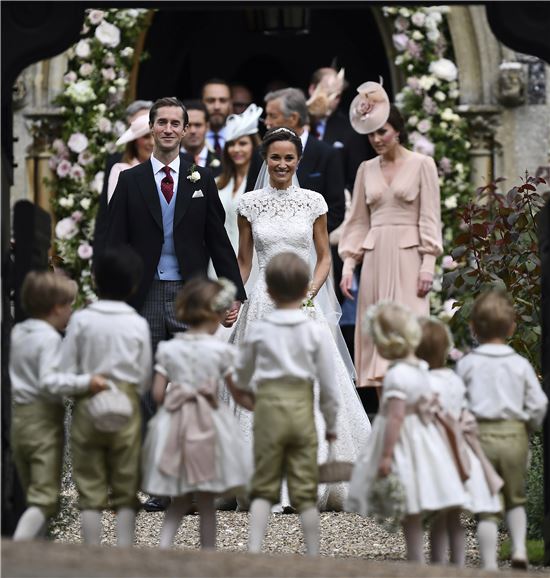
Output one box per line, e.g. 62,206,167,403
222,300,241,327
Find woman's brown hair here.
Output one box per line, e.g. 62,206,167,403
217,134,260,191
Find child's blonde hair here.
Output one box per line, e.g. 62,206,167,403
471,289,515,341
416,317,453,369
366,301,421,360
21,271,77,318
265,252,310,303
175,277,236,326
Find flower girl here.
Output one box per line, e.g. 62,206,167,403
346,302,466,563
141,278,253,549
416,317,502,567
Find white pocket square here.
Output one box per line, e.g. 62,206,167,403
192,190,204,198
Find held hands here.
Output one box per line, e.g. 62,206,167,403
417,271,433,298
89,375,109,395
325,431,337,442
377,455,393,478
222,300,241,328
340,273,355,301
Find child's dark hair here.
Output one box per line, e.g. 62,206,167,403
416,317,452,369
260,127,303,160
93,246,143,300
175,277,235,325
471,289,515,341
265,252,309,303
21,271,77,318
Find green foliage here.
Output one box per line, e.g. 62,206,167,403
526,431,545,540
443,175,547,370
500,538,545,565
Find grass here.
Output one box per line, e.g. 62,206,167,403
499,539,545,566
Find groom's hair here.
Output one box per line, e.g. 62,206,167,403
149,97,189,126
265,252,309,304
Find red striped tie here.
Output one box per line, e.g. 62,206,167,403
161,166,174,204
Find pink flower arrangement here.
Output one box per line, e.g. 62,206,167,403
56,160,72,178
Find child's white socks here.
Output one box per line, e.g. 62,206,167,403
116,507,135,547
81,509,102,545
13,506,46,540
300,507,320,556
477,518,498,570
506,506,527,563
159,495,193,549
248,498,271,553
403,514,425,563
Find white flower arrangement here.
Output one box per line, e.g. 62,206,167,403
211,278,237,312
187,164,201,183
94,20,121,47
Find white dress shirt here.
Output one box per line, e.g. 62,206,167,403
235,309,339,433
300,128,309,153
456,343,548,429
10,319,90,404
61,300,152,395
150,154,180,199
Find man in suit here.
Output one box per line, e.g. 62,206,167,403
201,79,232,157
259,87,345,234
180,100,222,178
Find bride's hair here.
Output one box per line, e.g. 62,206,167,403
366,301,421,360
261,127,303,160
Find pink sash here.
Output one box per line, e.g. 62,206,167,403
159,382,217,484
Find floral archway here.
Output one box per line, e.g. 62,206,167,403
49,5,468,307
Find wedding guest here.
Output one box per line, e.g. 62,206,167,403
201,79,232,157
141,278,252,550
235,252,339,555
107,113,154,202
339,82,442,397
230,82,254,115
61,247,152,546
9,272,107,540
456,290,548,570
180,100,222,177
346,302,466,564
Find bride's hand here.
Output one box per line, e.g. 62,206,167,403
340,273,355,300
222,301,241,327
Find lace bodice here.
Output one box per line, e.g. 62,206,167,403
238,186,328,269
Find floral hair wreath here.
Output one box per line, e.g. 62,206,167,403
211,278,237,313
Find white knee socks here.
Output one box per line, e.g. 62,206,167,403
477,519,498,570
506,506,527,561
300,507,320,556
402,514,425,563
197,493,216,550
159,495,193,549
13,506,46,540
248,498,271,553
81,509,102,545
116,507,136,547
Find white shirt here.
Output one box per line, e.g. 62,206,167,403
61,300,152,395
9,319,90,404
235,309,339,433
300,128,309,153
456,343,548,429
150,154,180,199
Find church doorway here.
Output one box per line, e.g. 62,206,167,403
136,5,393,108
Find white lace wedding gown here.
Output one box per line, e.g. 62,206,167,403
225,184,371,510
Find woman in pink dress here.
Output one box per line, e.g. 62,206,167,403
338,82,442,394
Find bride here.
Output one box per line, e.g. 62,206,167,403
226,126,371,511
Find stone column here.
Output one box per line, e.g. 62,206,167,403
458,104,502,188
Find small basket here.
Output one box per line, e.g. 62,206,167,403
318,442,354,483
87,380,133,433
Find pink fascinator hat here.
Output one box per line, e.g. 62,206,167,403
349,78,390,134
224,104,263,143
116,113,151,146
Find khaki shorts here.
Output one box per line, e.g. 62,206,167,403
71,382,141,511
11,401,65,518
250,378,318,513
478,420,528,517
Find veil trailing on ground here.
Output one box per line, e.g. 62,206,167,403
247,162,357,382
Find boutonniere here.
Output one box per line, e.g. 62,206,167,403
209,158,221,169
187,164,201,183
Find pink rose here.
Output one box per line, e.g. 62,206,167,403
56,160,72,178
77,242,93,260
78,150,94,166
67,132,89,154
70,164,85,180
412,135,434,156
441,255,457,270
392,33,409,52
101,67,116,81
71,210,84,222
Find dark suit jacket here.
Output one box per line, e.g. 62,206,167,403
105,154,246,310
181,149,222,179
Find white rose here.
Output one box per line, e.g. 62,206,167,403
78,243,94,260
392,33,409,52
108,86,117,94
114,77,127,87
440,121,449,129
97,117,112,133
399,8,411,17
79,63,94,77
59,196,74,209
416,119,432,134
75,40,91,59
441,108,455,122
91,171,105,194
67,132,89,154
418,75,436,91
87,9,104,25
444,195,458,209
408,115,418,127
449,89,460,99
55,217,78,240
455,163,464,174
80,198,91,210
101,67,116,81
95,20,121,48
429,59,458,82
64,71,77,84
66,80,96,103
121,47,134,59
411,11,426,27
412,30,424,41
103,52,116,66
427,28,441,43
434,91,446,102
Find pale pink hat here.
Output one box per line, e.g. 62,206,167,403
349,79,390,134
116,113,151,146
